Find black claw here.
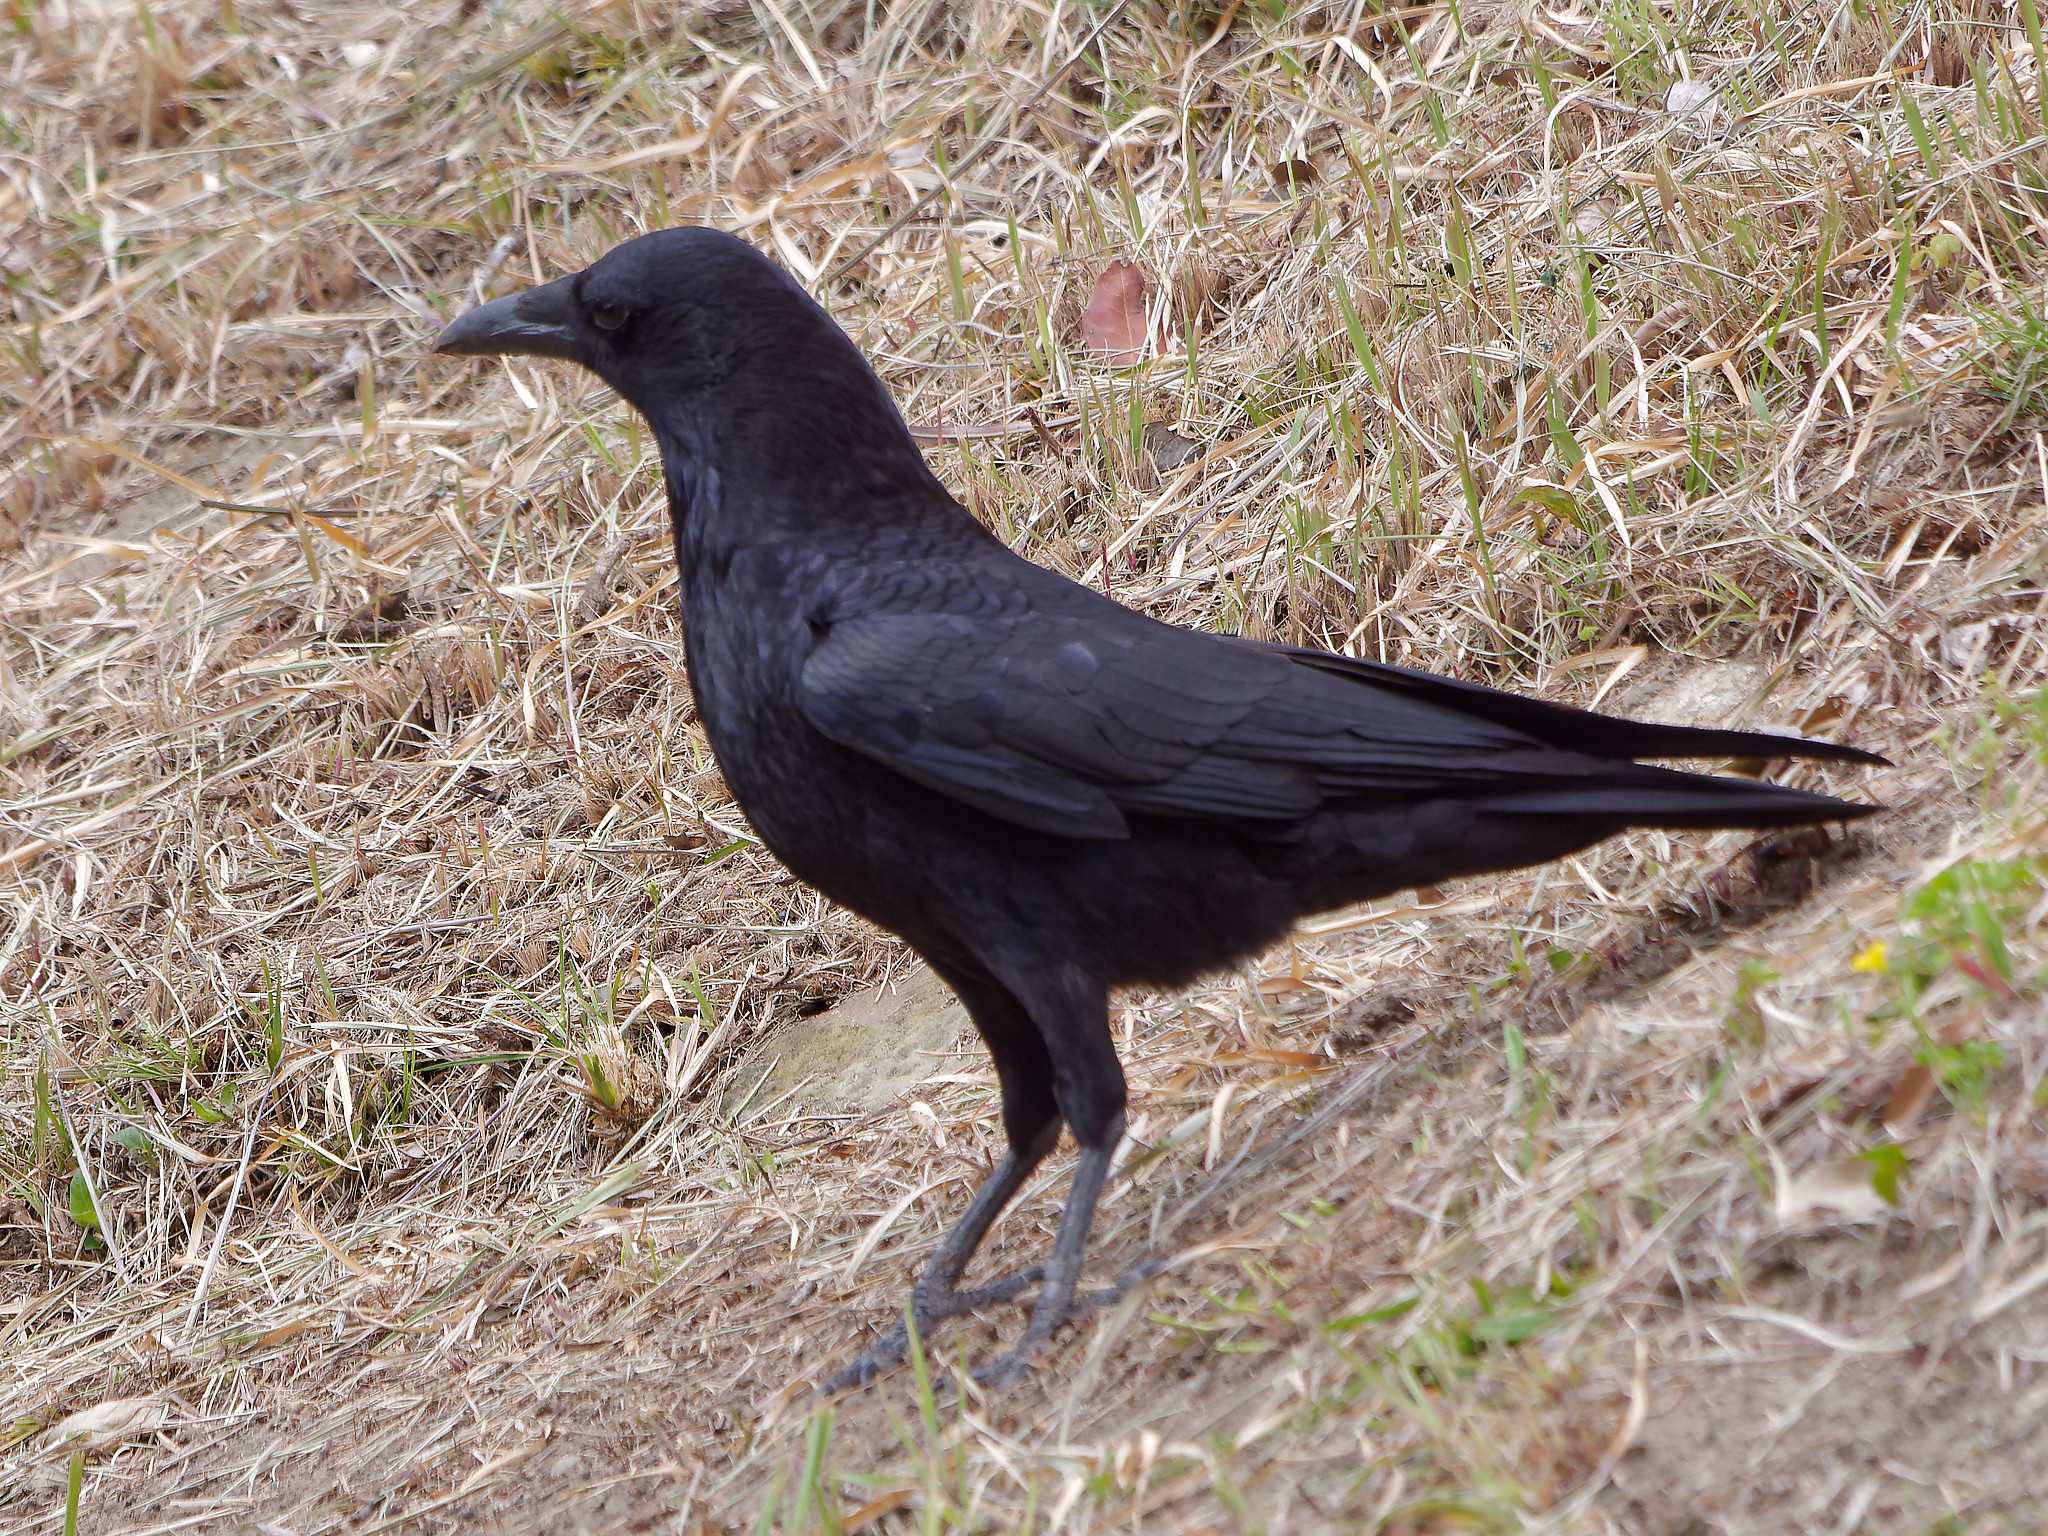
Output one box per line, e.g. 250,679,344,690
969,1254,1163,1391
818,1263,1054,1394
824,1252,1163,1395
1097,1254,1166,1301
821,1339,900,1395
969,1352,1032,1391
948,1265,1045,1310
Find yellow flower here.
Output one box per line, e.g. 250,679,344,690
1852,940,1889,974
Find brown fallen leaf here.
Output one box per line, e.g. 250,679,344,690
1081,259,1148,365
1213,1047,1330,1070
1268,156,1318,190
1881,1062,1937,1130
845,1489,914,1531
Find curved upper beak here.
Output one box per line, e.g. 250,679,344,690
433,273,583,361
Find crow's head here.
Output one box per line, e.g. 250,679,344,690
435,226,937,506
434,226,835,396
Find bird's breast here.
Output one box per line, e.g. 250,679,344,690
675,559,863,874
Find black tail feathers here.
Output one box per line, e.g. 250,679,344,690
1487,762,1879,832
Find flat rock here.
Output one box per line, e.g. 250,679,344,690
1612,658,1776,731
721,967,969,1123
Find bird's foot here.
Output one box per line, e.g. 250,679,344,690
820,1266,1045,1394
823,1256,1165,1394
966,1255,1167,1393
1086,1253,1167,1308
966,1344,1037,1391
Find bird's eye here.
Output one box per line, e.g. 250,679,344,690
589,302,629,334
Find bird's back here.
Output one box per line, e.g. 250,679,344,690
672,512,1867,990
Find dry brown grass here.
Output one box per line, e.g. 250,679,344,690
4,0,2047,1529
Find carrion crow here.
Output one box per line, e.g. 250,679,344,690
435,227,1883,1389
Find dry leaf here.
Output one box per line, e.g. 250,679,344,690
1773,1154,1888,1225
47,1396,168,1447
1664,78,1726,141
1881,1062,1937,1130
1569,200,1619,241
846,1489,914,1531
1081,260,1148,365
1665,78,1717,116
1269,157,1319,190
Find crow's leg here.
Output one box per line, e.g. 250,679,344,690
970,1111,1124,1390
970,963,1128,1391
821,1129,1056,1392
821,962,1060,1393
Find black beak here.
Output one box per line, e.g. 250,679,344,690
433,273,582,361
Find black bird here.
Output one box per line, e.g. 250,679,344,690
435,227,1882,1389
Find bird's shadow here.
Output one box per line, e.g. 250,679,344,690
1535,821,1872,1025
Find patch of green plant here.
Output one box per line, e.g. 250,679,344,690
1900,856,2040,1005
1976,682,2048,769
1972,288,2048,424
1859,1143,1909,1206
1856,855,2040,1117
1914,1037,2006,1119
1723,959,1778,1049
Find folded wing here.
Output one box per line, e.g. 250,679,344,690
798,595,1871,843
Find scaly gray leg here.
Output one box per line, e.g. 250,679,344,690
821,1135,1050,1393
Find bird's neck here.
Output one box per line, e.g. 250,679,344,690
651,367,956,562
